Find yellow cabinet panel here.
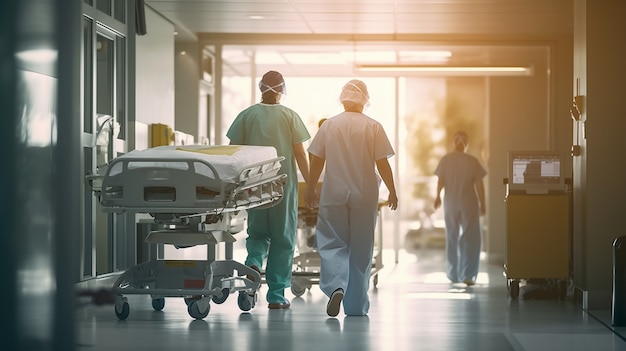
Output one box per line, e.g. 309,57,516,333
505,194,570,279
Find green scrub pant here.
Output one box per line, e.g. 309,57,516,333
245,186,297,304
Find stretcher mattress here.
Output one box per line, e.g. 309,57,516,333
107,145,278,183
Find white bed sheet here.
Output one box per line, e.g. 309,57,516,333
106,145,278,183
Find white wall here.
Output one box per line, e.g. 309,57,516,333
135,5,175,147
174,41,200,141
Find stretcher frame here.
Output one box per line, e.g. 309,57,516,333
88,150,286,320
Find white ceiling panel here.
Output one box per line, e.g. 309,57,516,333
294,4,396,13
146,0,572,77
147,0,573,36
308,23,397,35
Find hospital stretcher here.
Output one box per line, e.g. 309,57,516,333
88,145,286,320
290,182,386,297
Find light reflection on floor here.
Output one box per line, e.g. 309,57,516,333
76,245,626,351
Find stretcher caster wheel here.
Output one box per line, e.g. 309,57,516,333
188,300,210,319
238,291,256,311
290,277,311,297
291,284,306,297
152,298,165,311
114,297,130,320
184,295,201,306
212,288,230,304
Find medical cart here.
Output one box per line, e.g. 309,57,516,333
504,186,571,300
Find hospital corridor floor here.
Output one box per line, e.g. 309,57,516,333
75,248,626,351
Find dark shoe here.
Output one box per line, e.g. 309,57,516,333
268,301,291,309
326,288,344,317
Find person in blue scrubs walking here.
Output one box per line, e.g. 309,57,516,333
434,131,487,286
227,70,310,309
305,79,398,317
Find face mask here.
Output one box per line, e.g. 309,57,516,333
259,81,286,95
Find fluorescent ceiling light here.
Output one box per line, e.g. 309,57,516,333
355,64,533,76
246,14,275,20
399,50,452,59
283,52,346,65
341,50,452,64
341,50,398,63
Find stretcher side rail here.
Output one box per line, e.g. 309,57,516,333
96,173,286,215
91,155,285,214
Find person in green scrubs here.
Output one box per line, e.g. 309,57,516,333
226,71,310,309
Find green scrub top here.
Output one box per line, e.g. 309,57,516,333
226,103,310,191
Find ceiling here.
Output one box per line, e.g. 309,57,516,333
145,0,574,77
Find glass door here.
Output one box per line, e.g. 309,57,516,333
81,13,129,278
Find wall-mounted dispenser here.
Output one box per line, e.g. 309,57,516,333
570,95,584,157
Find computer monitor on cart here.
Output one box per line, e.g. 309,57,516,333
507,151,565,194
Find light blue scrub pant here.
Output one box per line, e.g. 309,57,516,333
316,198,378,316
245,187,297,304
443,203,481,283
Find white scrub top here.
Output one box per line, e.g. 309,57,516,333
308,112,394,206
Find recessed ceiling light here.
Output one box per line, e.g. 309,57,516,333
355,64,533,76
400,50,452,59
246,14,275,20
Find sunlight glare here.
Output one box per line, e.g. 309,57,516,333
422,271,490,285
423,271,452,284
406,292,471,300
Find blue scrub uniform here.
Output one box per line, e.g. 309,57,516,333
227,103,310,304
434,151,487,283
308,112,394,316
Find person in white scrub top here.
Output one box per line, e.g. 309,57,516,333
305,79,398,317
433,131,487,286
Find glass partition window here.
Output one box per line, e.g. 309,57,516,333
113,0,126,23
96,33,114,118
83,18,93,134
116,36,126,139
96,0,111,15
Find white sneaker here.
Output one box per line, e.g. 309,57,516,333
463,279,476,286
326,288,344,317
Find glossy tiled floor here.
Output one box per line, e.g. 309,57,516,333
76,245,626,351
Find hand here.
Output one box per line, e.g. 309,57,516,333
434,196,441,210
387,192,398,211
304,187,318,209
